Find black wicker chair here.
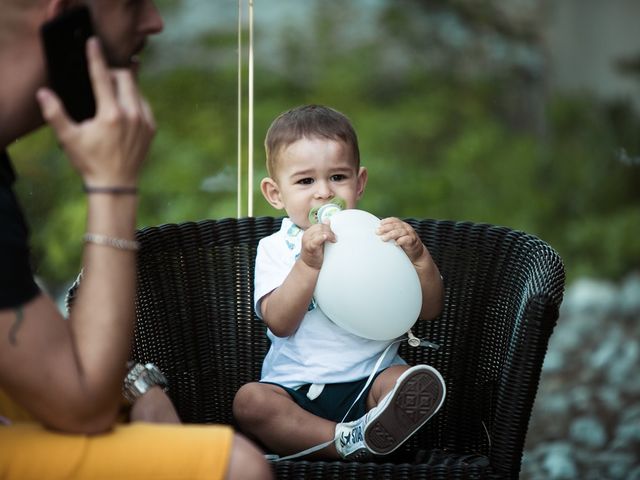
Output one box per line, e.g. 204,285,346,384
67,217,564,479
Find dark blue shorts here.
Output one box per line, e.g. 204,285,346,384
263,371,383,423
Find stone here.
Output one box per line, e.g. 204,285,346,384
540,442,578,479
569,416,607,448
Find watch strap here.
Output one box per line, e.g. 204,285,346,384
123,362,168,403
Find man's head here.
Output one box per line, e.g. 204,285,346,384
85,0,164,68
0,0,163,146
0,0,163,67
261,105,367,229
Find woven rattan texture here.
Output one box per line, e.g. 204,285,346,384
67,217,564,479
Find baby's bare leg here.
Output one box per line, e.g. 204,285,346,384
233,382,340,459
366,365,411,409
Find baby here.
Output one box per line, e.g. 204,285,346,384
233,104,446,460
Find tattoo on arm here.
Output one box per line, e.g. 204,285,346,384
9,307,24,346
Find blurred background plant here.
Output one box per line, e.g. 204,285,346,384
11,0,639,295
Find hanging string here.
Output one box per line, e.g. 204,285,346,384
236,0,243,218
236,0,255,218
247,0,255,217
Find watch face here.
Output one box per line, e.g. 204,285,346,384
133,374,152,393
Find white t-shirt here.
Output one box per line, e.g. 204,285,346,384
254,217,405,389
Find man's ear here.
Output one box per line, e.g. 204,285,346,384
260,177,284,210
356,166,368,200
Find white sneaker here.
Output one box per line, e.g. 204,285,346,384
335,364,446,460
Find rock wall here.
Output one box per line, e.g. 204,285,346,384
522,273,640,479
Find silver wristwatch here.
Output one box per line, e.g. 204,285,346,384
123,362,168,403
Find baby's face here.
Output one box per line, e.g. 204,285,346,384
269,137,367,229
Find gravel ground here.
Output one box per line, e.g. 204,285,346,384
521,274,640,480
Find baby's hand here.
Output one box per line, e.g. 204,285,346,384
300,223,336,270
377,217,427,264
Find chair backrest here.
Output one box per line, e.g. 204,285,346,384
125,217,281,425
400,219,564,477
67,216,564,478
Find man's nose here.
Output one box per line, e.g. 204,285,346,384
140,1,165,35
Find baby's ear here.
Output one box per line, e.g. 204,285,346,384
356,166,368,200
260,177,284,209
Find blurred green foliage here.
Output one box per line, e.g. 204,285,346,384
9,0,640,295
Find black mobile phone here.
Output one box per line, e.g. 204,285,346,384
40,6,96,122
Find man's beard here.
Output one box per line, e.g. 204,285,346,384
102,40,145,70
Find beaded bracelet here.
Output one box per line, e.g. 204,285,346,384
83,185,138,195
84,233,139,251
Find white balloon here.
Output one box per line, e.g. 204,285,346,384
314,209,422,341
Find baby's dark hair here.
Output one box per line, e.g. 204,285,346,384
264,104,360,178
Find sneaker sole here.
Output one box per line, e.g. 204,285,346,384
363,365,446,455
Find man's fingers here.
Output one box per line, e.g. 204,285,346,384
36,88,72,138
86,37,115,113
113,69,141,115
141,98,156,131
112,70,156,138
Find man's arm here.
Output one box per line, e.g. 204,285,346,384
129,386,180,424
0,38,154,434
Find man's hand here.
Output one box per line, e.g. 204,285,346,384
36,37,155,188
129,387,180,424
299,223,336,270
